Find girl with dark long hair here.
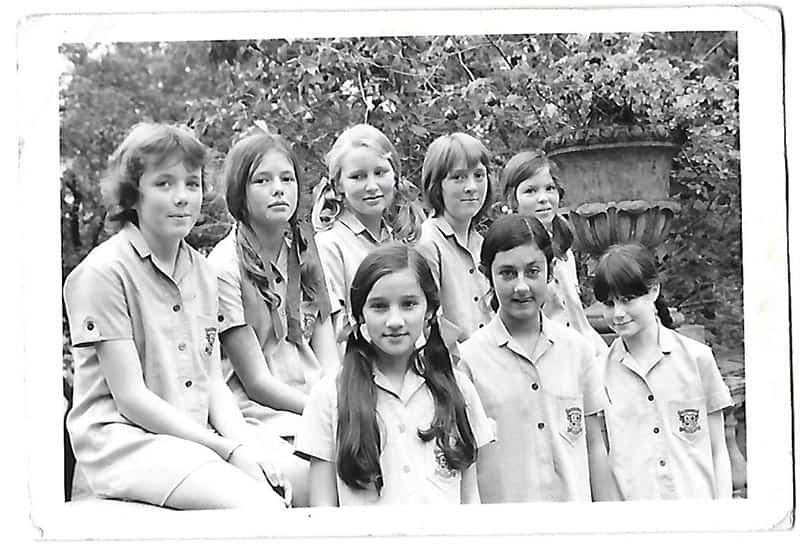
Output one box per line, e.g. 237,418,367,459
294,243,494,506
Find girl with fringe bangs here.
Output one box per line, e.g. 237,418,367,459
592,244,732,500
457,214,611,503
312,124,426,347
295,243,495,506
416,133,495,349
207,126,339,506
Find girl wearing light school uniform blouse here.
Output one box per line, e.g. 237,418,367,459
592,244,733,500
499,150,607,356
312,124,425,344
63,123,289,510
207,128,339,506
416,133,495,349
457,214,610,503
294,244,495,506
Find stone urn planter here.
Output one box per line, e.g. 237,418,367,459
543,125,684,256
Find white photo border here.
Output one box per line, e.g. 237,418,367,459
17,3,792,540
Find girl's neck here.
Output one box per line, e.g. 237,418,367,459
138,224,181,277
443,211,471,247
622,318,661,364
250,220,287,262
500,309,542,351
374,350,412,390
349,208,384,240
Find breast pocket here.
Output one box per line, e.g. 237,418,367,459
196,315,219,360
555,394,585,447
425,442,461,497
668,397,708,445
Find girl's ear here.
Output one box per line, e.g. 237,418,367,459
505,191,518,212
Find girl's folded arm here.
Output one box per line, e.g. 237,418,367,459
460,463,480,504
308,458,339,507
220,325,307,415
96,338,234,458
311,315,340,376
586,413,620,501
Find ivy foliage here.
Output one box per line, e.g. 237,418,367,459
60,32,741,354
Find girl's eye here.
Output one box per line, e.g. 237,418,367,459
368,302,388,311
602,300,615,307
401,300,419,309
251,177,267,184
498,270,516,280
620,296,634,304
281,175,296,183
474,170,486,180
187,179,201,189
526,268,541,278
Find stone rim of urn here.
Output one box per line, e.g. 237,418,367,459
543,124,683,256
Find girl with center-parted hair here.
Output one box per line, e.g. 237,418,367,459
64,123,289,510
206,127,339,507
415,133,495,349
312,124,425,345
592,244,732,500
294,243,495,506
499,150,607,356
457,214,612,503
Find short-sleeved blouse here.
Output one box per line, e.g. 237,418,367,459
294,367,495,506
206,227,328,438
314,209,393,317
415,216,493,346
63,224,222,506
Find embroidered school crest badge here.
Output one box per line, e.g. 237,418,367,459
433,445,458,479
565,406,583,435
203,327,217,356
677,408,701,434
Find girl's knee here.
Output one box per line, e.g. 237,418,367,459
164,462,285,510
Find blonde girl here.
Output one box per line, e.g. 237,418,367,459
207,127,338,506
294,243,495,506
64,123,288,510
500,150,607,355
312,124,424,343
416,133,494,348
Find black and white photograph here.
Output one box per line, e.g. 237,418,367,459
7,1,795,542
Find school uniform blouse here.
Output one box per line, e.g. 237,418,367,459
206,228,327,438
63,223,223,506
294,367,495,506
415,216,493,347
314,209,393,317
457,313,606,503
600,326,733,500
544,248,579,325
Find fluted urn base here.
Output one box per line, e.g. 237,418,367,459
568,199,681,256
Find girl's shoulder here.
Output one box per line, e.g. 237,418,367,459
665,327,716,362
314,218,352,246
65,229,136,285
205,227,238,273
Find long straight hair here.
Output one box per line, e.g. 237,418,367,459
593,243,674,328
336,243,477,493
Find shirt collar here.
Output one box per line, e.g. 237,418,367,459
610,324,676,374
339,209,392,243
486,312,554,365
123,222,193,272
372,362,427,404
429,215,481,254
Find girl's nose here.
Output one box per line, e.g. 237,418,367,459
174,184,189,206
513,277,530,293
613,302,626,317
385,308,404,328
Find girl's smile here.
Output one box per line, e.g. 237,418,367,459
514,166,559,227
338,146,396,220
361,268,429,365
491,243,549,325
134,157,202,244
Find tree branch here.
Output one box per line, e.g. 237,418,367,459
484,34,513,69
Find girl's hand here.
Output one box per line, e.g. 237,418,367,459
229,445,292,507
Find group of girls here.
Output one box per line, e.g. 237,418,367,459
63,119,733,511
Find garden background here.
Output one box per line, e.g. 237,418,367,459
59,31,742,378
